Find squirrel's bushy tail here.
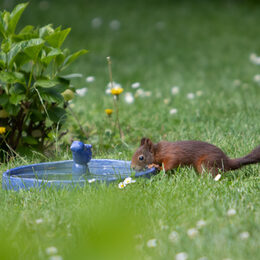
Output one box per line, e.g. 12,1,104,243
228,145,260,170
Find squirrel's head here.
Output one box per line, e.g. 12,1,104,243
131,137,154,171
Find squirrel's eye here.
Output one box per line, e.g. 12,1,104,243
138,155,144,161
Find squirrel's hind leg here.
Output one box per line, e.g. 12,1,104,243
195,156,222,177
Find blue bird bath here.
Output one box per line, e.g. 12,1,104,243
2,141,157,191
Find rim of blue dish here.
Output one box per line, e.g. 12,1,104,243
2,159,157,185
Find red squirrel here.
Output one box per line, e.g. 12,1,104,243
131,137,260,176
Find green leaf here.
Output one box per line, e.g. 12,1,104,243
41,47,63,65
48,106,66,123
35,79,59,88
39,24,54,38
5,103,19,116
7,41,23,67
8,2,29,34
0,93,9,106
36,77,69,102
13,52,30,68
7,38,45,67
9,94,26,105
13,31,38,41
38,88,64,103
13,25,37,41
1,38,11,53
0,71,25,84
61,73,83,79
30,109,44,122
45,27,71,48
10,83,26,95
0,51,6,67
22,136,38,145
0,61,4,68
23,38,45,61
0,11,6,37
55,77,70,92
61,49,87,71
3,11,10,33
0,59,5,69
19,25,34,34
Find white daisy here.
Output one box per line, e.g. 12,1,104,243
250,53,260,65
135,88,145,97
109,20,120,30
88,178,96,183
106,88,111,94
171,86,179,95
175,252,188,260
168,231,178,242
250,53,257,61
76,88,88,96
107,81,121,89
124,92,134,104
91,17,102,28
118,182,126,189
131,82,140,89
196,220,206,229
187,228,198,238
187,93,195,99
147,238,157,248
49,256,63,260
239,231,250,240
86,76,95,82
227,208,236,216
253,74,260,83
123,177,136,185
169,108,178,115
46,247,58,255
35,218,43,224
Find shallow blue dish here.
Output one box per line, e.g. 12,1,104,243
2,141,157,191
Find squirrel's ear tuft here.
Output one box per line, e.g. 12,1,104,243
140,137,147,146
145,138,153,151
140,137,153,151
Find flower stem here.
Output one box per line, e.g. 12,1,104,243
107,56,114,88
113,96,123,139
107,57,124,139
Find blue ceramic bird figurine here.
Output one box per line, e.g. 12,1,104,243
70,141,92,174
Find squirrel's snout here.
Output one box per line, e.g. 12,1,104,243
130,163,135,170
131,162,139,171
131,163,144,172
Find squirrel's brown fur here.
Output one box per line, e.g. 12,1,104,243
131,138,260,176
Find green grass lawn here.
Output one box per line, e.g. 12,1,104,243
1,0,260,259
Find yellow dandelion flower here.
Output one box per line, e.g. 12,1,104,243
111,87,124,95
105,109,113,116
0,127,6,135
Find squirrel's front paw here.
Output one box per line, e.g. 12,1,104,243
148,163,161,169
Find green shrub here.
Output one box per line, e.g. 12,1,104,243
0,2,87,160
